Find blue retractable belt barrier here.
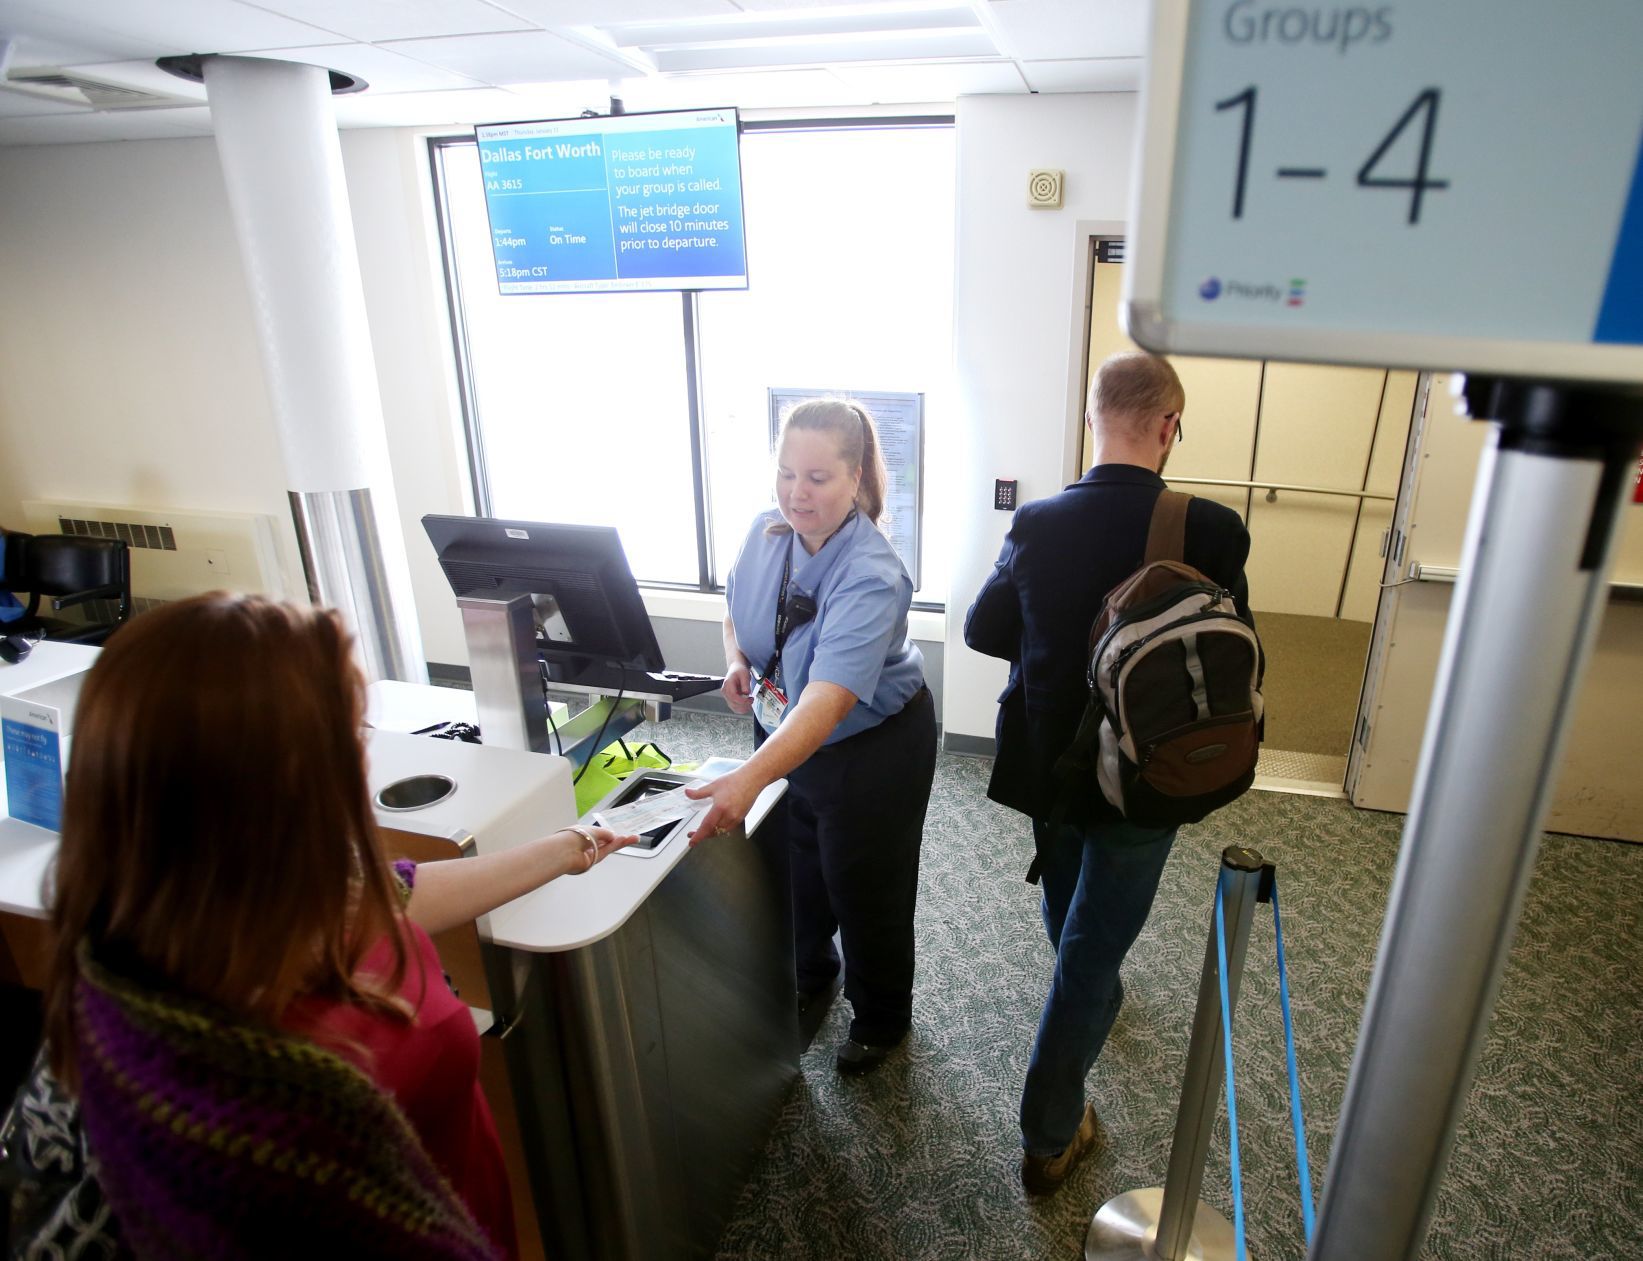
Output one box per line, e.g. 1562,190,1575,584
1215,869,1315,1261
1272,881,1317,1245
1213,877,1248,1261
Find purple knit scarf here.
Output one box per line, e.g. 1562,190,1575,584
72,948,501,1261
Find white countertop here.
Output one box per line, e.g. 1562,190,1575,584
365,678,479,732
496,762,783,954
0,652,782,957
0,642,100,698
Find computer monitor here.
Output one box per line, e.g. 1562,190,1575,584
422,515,667,690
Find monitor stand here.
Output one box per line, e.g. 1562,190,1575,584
456,592,653,770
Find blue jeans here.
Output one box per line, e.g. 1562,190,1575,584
1020,816,1177,1156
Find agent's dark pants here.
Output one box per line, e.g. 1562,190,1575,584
754,686,936,1045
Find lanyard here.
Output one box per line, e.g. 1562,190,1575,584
761,532,798,684
759,511,853,684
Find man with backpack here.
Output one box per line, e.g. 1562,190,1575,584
964,351,1258,1195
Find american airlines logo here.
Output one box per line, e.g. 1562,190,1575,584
1199,276,1307,307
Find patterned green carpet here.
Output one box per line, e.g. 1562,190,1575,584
637,712,1642,1261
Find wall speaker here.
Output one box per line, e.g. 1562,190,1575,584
1027,169,1063,208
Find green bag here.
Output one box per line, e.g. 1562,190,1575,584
572,739,690,816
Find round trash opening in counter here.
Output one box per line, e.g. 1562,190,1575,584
375,774,457,811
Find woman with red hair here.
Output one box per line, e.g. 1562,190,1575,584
5,593,632,1258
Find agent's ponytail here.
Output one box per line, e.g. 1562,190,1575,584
848,403,889,527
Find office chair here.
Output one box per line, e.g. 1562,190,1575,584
1,534,132,645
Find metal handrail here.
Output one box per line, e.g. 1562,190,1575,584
1166,476,1395,502
1409,561,1643,596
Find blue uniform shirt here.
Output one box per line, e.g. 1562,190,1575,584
725,509,923,744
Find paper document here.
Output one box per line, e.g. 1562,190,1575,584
594,780,709,834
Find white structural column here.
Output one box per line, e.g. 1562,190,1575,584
199,55,425,683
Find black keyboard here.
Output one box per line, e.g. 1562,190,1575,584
643,670,723,699
539,655,722,699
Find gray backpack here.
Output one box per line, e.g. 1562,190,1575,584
1058,491,1263,828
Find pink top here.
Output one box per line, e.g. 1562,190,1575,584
286,921,518,1260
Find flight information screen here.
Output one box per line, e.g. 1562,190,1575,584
475,108,747,295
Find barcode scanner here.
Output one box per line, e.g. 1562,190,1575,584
0,634,34,665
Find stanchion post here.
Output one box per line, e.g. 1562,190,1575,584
1086,846,1266,1261
1305,382,1643,1260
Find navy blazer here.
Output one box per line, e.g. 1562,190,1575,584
964,464,1254,826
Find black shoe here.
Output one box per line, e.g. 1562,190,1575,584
835,1031,906,1075
797,982,834,1018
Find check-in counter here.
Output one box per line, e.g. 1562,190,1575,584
1,646,796,1261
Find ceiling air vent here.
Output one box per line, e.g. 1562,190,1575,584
2,69,193,111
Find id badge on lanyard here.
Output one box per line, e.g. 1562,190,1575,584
756,534,801,731
753,669,788,729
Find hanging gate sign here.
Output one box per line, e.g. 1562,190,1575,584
1122,0,1643,386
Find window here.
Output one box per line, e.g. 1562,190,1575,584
431,118,955,604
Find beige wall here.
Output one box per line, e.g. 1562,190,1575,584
0,129,478,665
1352,378,1643,840
0,137,304,599
943,93,1140,743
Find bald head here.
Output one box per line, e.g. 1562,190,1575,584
1087,352,1185,441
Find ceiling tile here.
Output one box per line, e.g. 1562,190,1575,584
652,30,996,73
728,0,947,9
249,0,535,44
621,68,860,112
1017,57,1141,93
0,0,1135,143
983,0,1146,61
491,0,741,23
331,84,577,127
0,2,171,63
609,4,978,48
0,0,347,57
616,68,854,112
828,58,1025,101
244,43,485,92
4,35,157,72
383,29,643,82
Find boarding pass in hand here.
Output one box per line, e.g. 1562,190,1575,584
592,781,709,834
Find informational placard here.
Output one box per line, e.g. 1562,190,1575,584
767,389,924,589
1123,0,1643,384
1,673,82,832
475,109,748,295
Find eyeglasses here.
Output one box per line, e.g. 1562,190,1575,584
1166,411,1184,442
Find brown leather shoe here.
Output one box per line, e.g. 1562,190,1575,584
1020,1104,1101,1195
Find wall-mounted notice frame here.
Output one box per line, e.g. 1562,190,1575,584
475,108,748,295
767,389,924,590
1123,0,1643,385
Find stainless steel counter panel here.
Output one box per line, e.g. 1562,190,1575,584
494,819,797,1261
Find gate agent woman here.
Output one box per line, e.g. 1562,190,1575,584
687,399,937,1074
